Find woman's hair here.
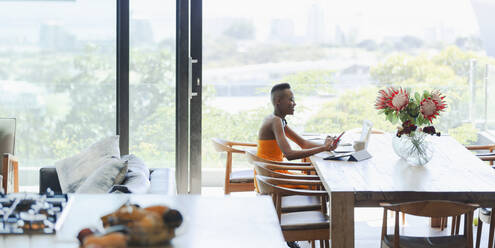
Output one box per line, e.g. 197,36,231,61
270,83,291,94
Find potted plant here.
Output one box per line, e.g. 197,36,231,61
375,87,447,166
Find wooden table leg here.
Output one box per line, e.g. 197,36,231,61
330,192,354,248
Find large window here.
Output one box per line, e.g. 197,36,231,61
0,1,116,191
202,0,492,169
129,0,176,168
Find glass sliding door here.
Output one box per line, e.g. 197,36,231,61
129,0,176,169
0,0,116,191
202,0,487,187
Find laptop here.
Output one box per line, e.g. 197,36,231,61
333,120,373,153
0,118,16,155
358,120,373,149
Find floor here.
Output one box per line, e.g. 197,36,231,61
203,187,492,248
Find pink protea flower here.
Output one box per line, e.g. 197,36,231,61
420,91,447,122
375,87,409,112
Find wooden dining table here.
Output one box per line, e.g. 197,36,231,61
310,133,495,248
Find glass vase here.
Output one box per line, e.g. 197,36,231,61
392,131,433,166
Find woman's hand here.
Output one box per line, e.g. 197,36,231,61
323,136,338,151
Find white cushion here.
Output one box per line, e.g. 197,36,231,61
76,157,128,193
55,136,121,193
110,170,151,194
120,154,150,179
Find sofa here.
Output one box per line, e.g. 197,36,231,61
39,166,176,195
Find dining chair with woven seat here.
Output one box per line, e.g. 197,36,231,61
256,175,330,248
452,144,495,248
253,161,323,213
211,138,257,194
0,118,18,193
380,200,478,248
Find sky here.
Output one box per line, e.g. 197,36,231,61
204,0,480,41
0,0,481,43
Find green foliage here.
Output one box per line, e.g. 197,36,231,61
258,70,335,97
205,40,328,68
1,42,492,173
304,87,396,134
0,44,176,168
201,85,270,167
367,46,492,143
448,123,478,145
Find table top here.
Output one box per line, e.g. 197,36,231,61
0,194,286,248
311,134,495,205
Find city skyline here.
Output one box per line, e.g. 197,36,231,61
0,0,482,46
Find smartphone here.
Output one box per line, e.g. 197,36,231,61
333,131,345,145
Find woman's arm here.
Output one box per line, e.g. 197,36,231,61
272,118,336,160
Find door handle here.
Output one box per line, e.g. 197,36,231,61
189,57,199,99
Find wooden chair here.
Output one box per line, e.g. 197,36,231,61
244,148,312,167
380,200,478,248
466,144,495,166
246,148,324,213
1,154,18,193
462,144,495,248
256,175,330,248
0,118,18,193
211,138,257,194
253,161,323,214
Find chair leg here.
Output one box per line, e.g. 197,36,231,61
440,217,446,231
489,212,495,248
402,212,406,225
451,216,459,235
456,215,461,235
476,216,482,248
311,240,315,248
324,240,329,248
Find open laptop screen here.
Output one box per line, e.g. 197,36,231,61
0,118,16,155
359,120,373,144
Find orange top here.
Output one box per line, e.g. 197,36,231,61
257,139,283,162
255,139,308,191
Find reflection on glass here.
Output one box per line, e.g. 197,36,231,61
0,1,117,190
129,0,176,168
202,0,489,169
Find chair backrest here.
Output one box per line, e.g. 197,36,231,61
211,138,242,153
245,146,312,167
254,162,292,178
256,175,325,195
466,144,495,152
381,200,478,218
381,200,477,248
466,144,495,165
0,118,15,155
253,161,317,179
245,148,274,164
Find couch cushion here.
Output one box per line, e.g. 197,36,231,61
230,169,254,183
76,157,128,194
55,136,121,193
149,168,176,195
109,170,151,194
121,154,150,179
280,210,329,231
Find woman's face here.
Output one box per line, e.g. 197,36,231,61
278,89,296,115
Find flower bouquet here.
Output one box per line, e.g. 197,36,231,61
375,87,447,165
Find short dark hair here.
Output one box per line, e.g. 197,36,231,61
270,83,291,94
